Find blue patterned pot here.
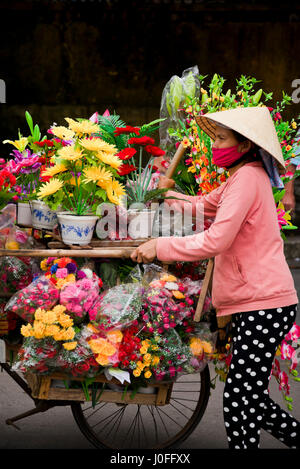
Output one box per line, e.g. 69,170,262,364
57,212,99,246
31,200,58,230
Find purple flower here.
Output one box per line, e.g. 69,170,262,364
66,262,77,274
77,270,87,279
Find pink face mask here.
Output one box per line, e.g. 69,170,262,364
212,144,249,169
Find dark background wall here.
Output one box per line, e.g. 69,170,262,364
0,0,300,222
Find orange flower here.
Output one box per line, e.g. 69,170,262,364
106,329,123,344
172,290,185,299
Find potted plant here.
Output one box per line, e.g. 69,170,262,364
3,111,58,227
36,117,126,245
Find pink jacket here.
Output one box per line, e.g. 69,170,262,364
156,161,298,317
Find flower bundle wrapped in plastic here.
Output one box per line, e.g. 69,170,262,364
60,275,100,322
86,324,123,367
0,256,33,294
53,325,101,377
140,266,209,334
4,275,60,323
88,283,144,331
13,304,78,374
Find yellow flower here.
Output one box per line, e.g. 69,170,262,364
34,308,46,321
52,305,67,315
105,179,126,205
58,145,83,162
3,137,28,151
172,290,185,299
63,341,77,351
61,326,76,341
40,259,48,271
44,324,61,337
97,151,122,169
82,166,113,185
65,118,99,137
133,368,141,377
42,163,68,177
21,324,33,337
136,360,146,369
88,338,116,356
95,354,110,366
51,126,75,140
32,320,46,339
43,310,58,324
292,121,297,129
143,353,152,362
58,312,74,329
151,356,160,366
286,145,292,151
79,137,117,154
106,329,123,344
65,273,76,283
144,370,152,379
182,137,191,148
37,178,64,198
160,274,177,282
140,346,148,355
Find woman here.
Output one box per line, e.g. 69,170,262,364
131,106,299,449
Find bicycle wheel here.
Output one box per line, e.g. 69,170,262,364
71,365,210,449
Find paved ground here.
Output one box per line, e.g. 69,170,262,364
0,269,299,451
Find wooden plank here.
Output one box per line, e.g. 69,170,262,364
47,239,151,249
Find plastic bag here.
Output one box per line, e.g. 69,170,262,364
12,336,61,374
4,275,60,323
0,256,33,294
159,65,200,155
88,282,143,331
60,276,100,322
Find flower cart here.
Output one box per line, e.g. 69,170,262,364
1,241,213,450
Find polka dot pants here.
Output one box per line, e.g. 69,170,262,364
223,304,300,449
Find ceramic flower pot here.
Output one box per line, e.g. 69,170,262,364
127,209,156,239
57,212,99,246
31,200,58,230
17,202,32,227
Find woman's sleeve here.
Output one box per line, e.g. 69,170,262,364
156,170,257,262
162,188,221,219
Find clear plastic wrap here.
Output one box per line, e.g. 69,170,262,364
159,65,200,155
12,336,61,375
4,275,60,323
88,282,143,331
0,256,33,294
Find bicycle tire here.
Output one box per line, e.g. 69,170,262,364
71,365,211,449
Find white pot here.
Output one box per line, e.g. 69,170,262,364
17,202,32,226
57,212,99,246
31,200,58,230
127,209,156,239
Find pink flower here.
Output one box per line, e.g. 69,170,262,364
285,323,300,342
56,268,68,278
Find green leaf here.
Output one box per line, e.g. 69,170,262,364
25,111,34,134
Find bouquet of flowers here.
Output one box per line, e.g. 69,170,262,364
0,256,33,294
4,275,60,323
88,282,144,331
60,276,100,323
13,304,78,374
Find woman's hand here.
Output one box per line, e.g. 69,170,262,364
157,175,175,190
130,239,158,264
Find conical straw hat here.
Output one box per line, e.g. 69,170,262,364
195,106,285,169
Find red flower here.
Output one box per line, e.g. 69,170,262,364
144,145,165,157
117,163,137,176
33,140,54,147
114,126,140,136
127,136,155,146
116,148,137,160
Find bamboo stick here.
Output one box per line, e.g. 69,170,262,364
0,248,135,258
193,258,214,322
164,143,186,179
